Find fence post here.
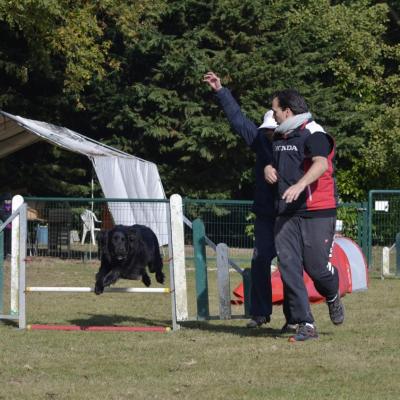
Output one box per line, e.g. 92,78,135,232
242,268,251,318
18,203,27,329
193,218,209,320
356,204,362,248
169,194,188,323
11,195,23,316
367,191,373,267
0,227,3,314
396,233,400,277
216,243,231,320
361,201,369,260
382,246,390,278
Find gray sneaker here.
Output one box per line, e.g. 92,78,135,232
280,323,298,334
327,293,345,325
289,323,319,342
246,316,270,328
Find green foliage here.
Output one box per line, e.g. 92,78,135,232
0,0,399,200
244,212,255,240
81,0,400,199
337,204,362,242
0,0,160,196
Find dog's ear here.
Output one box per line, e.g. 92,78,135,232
127,229,147,260
99,230,112,263
127,232,140,252
135,241,148,265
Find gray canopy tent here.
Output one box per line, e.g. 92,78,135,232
0,110,168,244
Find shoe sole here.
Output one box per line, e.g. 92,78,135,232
246,317,270,328
246,322,267,328
288,335,318,342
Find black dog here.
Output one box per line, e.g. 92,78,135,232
94,224,165,295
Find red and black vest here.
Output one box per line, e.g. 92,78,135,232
272,120,337,216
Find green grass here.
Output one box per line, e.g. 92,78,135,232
1,258,400,400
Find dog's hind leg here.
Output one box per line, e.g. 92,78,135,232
142,271,151,287
152,250,165,284
155,271,165,284
147,243,164,284
148,261,155,273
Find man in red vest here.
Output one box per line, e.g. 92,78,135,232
264,89,344,341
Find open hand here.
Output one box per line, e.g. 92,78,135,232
282,182,306,203
203,71,222,91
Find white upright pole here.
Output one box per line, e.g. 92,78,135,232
11,195,23,315
18,203,27,329
90,171,95,261
169,194,188,322
382,246,390,279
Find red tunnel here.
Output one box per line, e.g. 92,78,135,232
232,237,368,305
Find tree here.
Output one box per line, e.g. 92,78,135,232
0,0,161,195
1,0,399,201
79,0,400,200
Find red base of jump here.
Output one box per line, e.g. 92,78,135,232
27,324,170,332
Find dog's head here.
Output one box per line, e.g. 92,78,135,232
100,226,130,262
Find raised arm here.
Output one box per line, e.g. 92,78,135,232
203,71,259,147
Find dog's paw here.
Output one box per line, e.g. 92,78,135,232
94,283,104,295
142,274,151,287
156,271,165,284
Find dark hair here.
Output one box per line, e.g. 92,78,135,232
273,89,308,115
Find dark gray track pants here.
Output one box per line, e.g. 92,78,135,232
250,216,276,318
275,215,339,324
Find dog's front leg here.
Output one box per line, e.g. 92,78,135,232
95,272,105,295
103,269,121,288
94,258,111,295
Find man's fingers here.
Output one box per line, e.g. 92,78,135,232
269,176,277,184
203,76,216,84
269,171,278,183
204,72,220,83
203,72,216,80
282,188,300,203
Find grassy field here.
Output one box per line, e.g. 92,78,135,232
0,258,399,400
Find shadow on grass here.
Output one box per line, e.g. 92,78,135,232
0,319,18,328
180,320,282,337
180,320,335,339
69,314,171,328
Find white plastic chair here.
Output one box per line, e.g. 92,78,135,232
80,210,101,245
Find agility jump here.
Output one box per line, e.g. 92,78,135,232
1,194,188,332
